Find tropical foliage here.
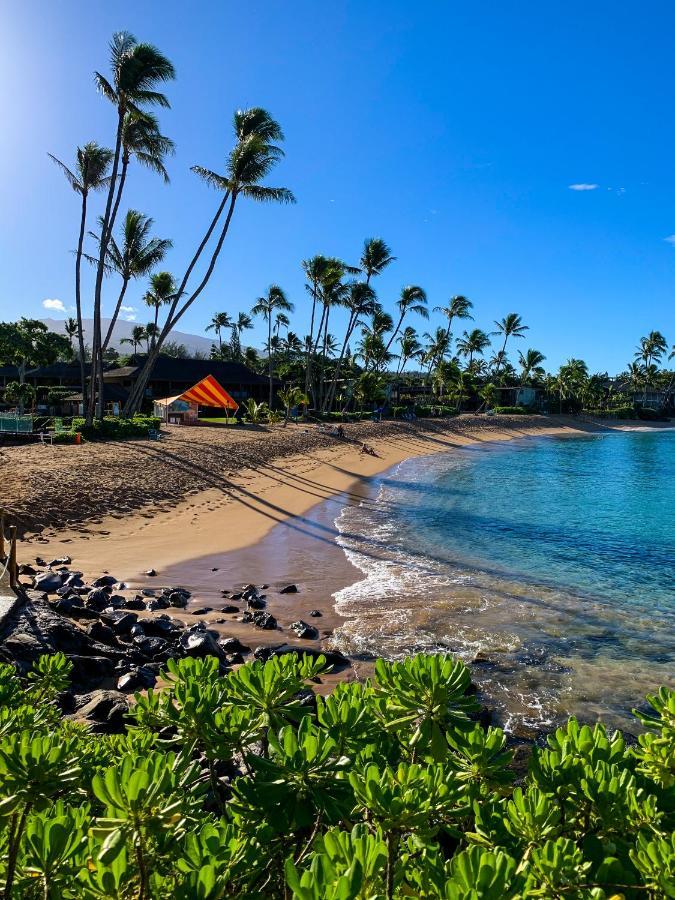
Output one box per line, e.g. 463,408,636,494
0,651,673,898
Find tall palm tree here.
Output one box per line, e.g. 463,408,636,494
433,295,473,354
635,331,667,401
206,312,233,354
112,111,174,224
99,210,172,354
422,327,452,375
360,238,396,285
324,282,378,411
307,260,352,408
229,312,253,361
64,317,79,350
273,312,290,336
143,323,159,353
252,285,294,406
455,328,490,367
48,141,113,399
301,255,330,397
89,31,175,423
144,271,176,348
120,324,146,356
385,285,428,352
492,313,529,377
518,348,546,385
396,327,422,375
124,108,294,416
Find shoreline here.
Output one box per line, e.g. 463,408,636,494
29,415,598,578
22,415,673,668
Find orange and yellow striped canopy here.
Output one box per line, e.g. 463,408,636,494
155,375,239,411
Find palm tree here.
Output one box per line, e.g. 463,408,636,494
455,328,490,367
48,142,113,400
124,107,294,416
144,323,159,352
273,312,290,336
433,295,473,352
635,331,668,402
112,111,174,222
64,317,79,350
206,312,233,354
252,286,294,406
492,313,529,377
396,327,422,375
277,385,309,426
556,358,589,413
120,324,146,356
518,348,547,385
90,31,175,423
360,238,396,285
100,210,172,353
229,312,253,361
144,272,176,348
422,327,451,375
324,282,378,411
385,285,428,352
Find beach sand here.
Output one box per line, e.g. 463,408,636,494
11,414,663,663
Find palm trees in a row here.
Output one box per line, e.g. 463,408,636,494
51,31,294,421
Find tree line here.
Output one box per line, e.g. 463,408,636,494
3,28,669,421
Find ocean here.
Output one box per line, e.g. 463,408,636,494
331,430,675,734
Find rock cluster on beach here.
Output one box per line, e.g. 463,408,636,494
0,558,348,733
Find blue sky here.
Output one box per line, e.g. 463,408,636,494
2,1,674,373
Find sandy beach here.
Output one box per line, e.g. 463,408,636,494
8,413,668,666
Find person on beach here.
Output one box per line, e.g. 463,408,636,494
360,442,378,457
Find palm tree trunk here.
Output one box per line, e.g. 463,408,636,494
268,317,273,407
89,107,125,425
304,285,318,400
384,311,405,353
324,314,355,413
123,193,236,417
75,192,89,411
102,279,130,352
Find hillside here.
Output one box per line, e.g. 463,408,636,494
40,317,215,356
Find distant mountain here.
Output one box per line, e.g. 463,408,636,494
40,317,215,356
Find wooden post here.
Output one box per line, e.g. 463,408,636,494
8,526,17,588
0,508,4,560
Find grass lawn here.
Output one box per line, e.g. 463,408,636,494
198,416,238,424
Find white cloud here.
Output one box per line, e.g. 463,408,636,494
664,235,675,246
569,183,599,191
120,305,135,313
43,298,66,312
121,312,137,322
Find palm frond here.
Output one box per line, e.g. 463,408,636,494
47,154,82,193
191,166,230,191
239,185,296,204
94,72,117,103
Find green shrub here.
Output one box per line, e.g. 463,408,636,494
0,651,672,898
51,431,77,444
583,406,637,419
414,404,459,418
492,406,536,415
70,415,161,440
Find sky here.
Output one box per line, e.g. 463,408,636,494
1,0,674,373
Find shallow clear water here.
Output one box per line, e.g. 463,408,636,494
332,431,675,734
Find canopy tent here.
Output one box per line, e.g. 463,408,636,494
153,375,239,423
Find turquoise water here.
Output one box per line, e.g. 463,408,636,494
333,430,675,732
